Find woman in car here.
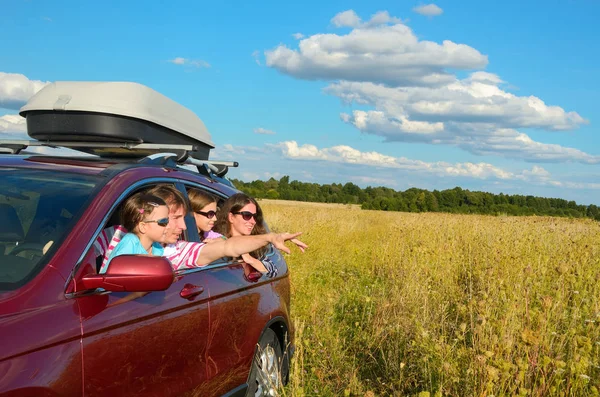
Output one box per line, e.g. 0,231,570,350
213,193,307,277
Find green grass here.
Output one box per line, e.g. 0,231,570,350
262,201,600,397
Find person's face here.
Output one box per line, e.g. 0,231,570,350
228,202,257,236
163,204,187,244
193,202,217,233
140,205,170,243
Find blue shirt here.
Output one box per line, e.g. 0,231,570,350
101,233,165,273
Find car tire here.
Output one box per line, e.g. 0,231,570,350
246,328,283,397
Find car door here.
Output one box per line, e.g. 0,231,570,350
191,260,268,394
75,267,212,397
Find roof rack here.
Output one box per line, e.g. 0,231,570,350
0,139,239,181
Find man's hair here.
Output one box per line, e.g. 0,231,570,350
144,184,189,213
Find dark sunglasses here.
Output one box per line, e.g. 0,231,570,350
196,210,217,219
143,217,169,227
233,211,258,221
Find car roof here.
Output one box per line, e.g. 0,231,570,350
0,154,114,175
0,154,240,196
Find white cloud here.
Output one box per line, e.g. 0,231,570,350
168,57,211,68
0,114,27,134
331,10,402,29
325,75,593,163
269,140,523,180
292,33,305,39
254,127,276,135
0,72,49,110
331,10,362,28
413,4,443,17
328,75,586,131
341,109,597,164
265,10,487,87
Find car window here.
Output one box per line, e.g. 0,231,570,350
0,168,100,290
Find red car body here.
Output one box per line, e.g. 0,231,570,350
0,155,294,397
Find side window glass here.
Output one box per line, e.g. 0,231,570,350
0,170,98,290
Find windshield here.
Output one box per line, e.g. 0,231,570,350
0,168,100,291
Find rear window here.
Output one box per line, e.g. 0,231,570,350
0,168,100,290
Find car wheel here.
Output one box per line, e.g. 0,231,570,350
247,328,283,397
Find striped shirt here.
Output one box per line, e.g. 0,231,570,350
95,225,206,273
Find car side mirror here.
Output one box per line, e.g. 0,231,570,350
80,255,174,292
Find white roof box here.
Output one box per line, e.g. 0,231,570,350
19,81,215,160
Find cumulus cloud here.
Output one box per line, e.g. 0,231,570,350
331,10,362,28
326,74,592,163
265,10,487,87
292,33,305,39
0,72,49,110
331,10,403,28
413,4,443,17
328,74,586,131
254,127,276,135
341,110,597,164
168,57,211,68
0,114,27,134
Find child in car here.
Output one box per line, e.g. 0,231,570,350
101,193,170,272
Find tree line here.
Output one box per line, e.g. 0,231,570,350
231,176,600,220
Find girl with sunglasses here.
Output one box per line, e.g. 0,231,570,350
187,188,222,242
102,193,170,271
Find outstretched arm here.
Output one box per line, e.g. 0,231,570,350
195,232,303,266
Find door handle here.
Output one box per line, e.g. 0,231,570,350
180,283,204,300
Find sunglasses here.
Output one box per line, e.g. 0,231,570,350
196,210,217,219
232,211,258,221
143,217,169,227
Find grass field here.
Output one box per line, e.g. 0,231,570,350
259,200,600,397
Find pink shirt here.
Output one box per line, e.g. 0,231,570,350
94,225,206,273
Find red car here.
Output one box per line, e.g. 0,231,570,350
0,82,294,396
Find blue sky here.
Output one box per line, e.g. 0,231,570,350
1,1,599,204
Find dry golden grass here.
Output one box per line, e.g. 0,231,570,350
261,200,600,397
